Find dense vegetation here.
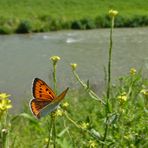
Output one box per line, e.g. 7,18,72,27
0,0,148,34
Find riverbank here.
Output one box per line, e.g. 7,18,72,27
0,0,148,34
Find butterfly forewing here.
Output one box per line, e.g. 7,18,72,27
54,88,69,103
32,78,56,101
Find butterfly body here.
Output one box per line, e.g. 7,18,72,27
30,78,69,119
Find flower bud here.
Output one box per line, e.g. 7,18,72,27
50,56,60,65
109,9,118,17
70,63,77,71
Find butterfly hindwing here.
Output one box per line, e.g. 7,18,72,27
30,99,50,119
40,87,69,117
32,78,56,101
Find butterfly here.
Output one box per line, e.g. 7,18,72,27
29,78,69,119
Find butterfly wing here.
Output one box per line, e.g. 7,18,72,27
54,87,69,103
30,99,50,119
40,88,69,117
32,78,56,102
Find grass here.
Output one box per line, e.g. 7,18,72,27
3,73,148,147
0,10,148,147
0,0,148,33
0,0,147,19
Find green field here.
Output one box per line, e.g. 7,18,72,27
0,0,147,20
0,0,148,33
0,62,148,147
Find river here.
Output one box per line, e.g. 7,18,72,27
0,28,147,110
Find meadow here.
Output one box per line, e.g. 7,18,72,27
0,0,148,34
0,10,148,148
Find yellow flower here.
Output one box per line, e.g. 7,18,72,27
118,92,127,103
70,63,77,71
62,102,69,108
109,9,118,17
44,138,49,144
0,93,10,99
88,140,97,148
130,68,136,75
80,122,89,130
50,56,60,65
55,109,63,116
130,144,136,148
119,108,125,114
140,89,148,96
123,134,133,140
0,93,12,111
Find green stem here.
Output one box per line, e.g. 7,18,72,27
107,17,114,100
1,111,9,148
102,16,114,147
46,61,58,148
52,62,57,148
64,111,81,129
73,70,105,104
52,114,56,148
46,117,53,148
53,64,57,94
64,111,102,143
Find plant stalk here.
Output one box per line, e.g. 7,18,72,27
53,64,57,94
102,16,114,147
73,70,105,104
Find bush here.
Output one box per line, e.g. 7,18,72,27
80,18,96,29
16,20,32,33
50,19,63,31
0,25,13,34
71,20,83,29
71,18,96,30
95,15,105,28
95,15,111,28
115,16,126,27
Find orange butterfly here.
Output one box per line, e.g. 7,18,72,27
30,78,69,119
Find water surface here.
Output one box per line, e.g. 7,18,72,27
0,28,147,110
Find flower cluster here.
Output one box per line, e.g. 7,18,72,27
88,140,97,148
117,92,128,103
54,108,63,117
108,9,118,17
80,122,89,130
140,89,148,97
0,93,12,112
130,68,136,75
62,101,69,108
50,56,60,65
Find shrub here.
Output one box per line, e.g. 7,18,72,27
80,18,96,29
50,19,63,31
16,20,32,33
115,16,126,27
95,15,105,28
71,20,83,29
0,25,13,34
